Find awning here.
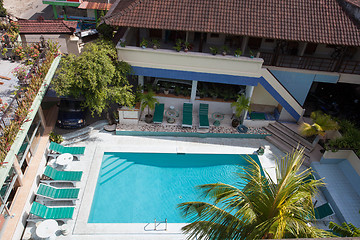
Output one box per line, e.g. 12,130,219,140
78,1,112,10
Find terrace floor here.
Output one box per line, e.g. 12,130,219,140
22,122,337,240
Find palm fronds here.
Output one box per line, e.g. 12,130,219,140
178,148,332,239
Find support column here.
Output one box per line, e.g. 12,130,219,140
190,80,198,103
94,10,98,22
37,106,46,128
241,36,249,54
242,85,254,124
138,75,144,90
185,32,189,42
52,5,58,19
13,160,23,186
299,42,307,56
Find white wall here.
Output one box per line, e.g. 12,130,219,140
21,34,74,54
117,46,264,78
250,83,278,106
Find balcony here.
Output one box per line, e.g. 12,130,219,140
260,52,360,74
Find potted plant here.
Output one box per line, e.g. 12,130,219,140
2,47,8,59
234,49,242,57
163,82,171,95
119,40,126,47
210,46,218,55
299,110,339,150
140,90,159,123
249,50,254,58
209,85,219,100
174,85,181,96
184,41,190,52
140,38,148,49
173,39,183,52
231,94,251,128
152,39,160,50
221,46,229,56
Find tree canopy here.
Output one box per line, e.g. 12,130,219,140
53,40,134,116
178,149,333,239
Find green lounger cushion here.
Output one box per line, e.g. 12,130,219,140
250,112,266,120
30,202,74,219
44,166,83,181
49,142,85,155
199,103,209,128
37,183,80,199
314,203,334,219
153,103,164,123
182,103,193,127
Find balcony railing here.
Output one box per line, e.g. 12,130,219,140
260,52,360,74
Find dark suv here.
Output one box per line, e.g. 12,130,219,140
57,99,86,129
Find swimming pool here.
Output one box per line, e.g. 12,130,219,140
88,152,260,223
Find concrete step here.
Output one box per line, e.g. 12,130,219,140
265,124,312,153
273,122,313,149
266,135,311,167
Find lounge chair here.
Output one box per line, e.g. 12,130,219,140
182,103,193,128
48,141,85,159
198,103,209,129
29,202,74,220
314,202,335,220
41,166,82,186
36,183,80,201
153,103,164,124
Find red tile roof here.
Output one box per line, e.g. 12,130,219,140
18,19,77,34
105,0,360,46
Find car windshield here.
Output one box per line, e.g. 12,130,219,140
59,100,83,112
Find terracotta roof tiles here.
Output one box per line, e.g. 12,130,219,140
105,0,360,46
18,19,77,34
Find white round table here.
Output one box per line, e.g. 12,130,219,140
56,153,73,167
36,219,58,239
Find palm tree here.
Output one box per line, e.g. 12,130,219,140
140,90,158,123
299,111,339,148
329,221,360,237
231,94,251,127
178,149,333,239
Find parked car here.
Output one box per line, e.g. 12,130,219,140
56,99,86,129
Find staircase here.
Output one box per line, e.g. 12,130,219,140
264,122,313,166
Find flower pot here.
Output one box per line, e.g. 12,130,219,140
164,90,169,95
232,119,240,128
222,51,227,56
153,46,158,50
184,48,188,52
141,46,146,49
145,114,153,123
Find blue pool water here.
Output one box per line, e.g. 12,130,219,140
88,152,260,223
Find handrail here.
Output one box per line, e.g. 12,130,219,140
144,218,168,231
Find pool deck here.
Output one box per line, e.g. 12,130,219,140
23,127,332,240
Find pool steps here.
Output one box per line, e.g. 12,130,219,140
100,158,134,184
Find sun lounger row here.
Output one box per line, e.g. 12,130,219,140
48,141,85,160
29,166,84,221
152,102,210,128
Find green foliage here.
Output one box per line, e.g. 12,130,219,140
96,23,115,41
173,39,183,52
234,48,242,57
0,0,7,17
329,221,360,237
151,39,160,49
53,40,134,116
231,94,251,119
178,149,333,239
140,90,158,115
209,46,218,55
49,132,63,143
299,111,339,137
140,38,148,48
327,119,360,156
